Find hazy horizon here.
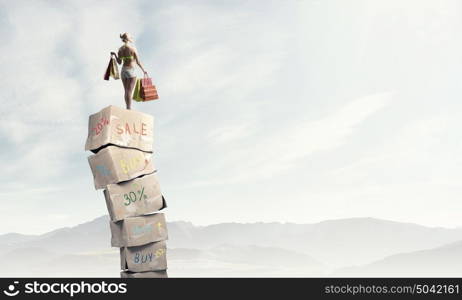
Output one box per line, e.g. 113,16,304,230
3,215,462,277
5,214,462,236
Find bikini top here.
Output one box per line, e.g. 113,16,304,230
120,55,134,61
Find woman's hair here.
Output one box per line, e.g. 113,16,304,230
120,32,132,43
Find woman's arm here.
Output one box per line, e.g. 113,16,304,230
133,49,147,74
111,51,122,65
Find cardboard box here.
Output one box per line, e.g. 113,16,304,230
85,105,154,153
120,270,168,278
88,146,155,189
110,213,168,247
120,240,167,272
104,173,166,221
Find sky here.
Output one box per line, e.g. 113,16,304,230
0,0,461,234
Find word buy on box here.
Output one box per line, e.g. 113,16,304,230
120,240,167,272
85,105,154,153
88,146,155,189
110,213,168,247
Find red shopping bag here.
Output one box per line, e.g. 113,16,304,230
140,74,159,101
104,57,112,80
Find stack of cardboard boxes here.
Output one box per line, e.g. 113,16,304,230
85,106,168,278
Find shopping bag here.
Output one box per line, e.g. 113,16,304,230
140,74,159,101
141,76,152,87
132,78,144,102
104,57,112,80
110,57,120,79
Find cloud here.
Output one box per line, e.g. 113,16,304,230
279,92,393,161
329,113,462,185
207,121,258,145
144,1,294,118
187,92,393,187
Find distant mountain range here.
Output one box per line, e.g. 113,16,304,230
1,216,462,277
334,240,462,277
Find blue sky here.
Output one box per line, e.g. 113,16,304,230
1,0,461,234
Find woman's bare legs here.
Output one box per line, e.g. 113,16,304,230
126,77,136,110
122,78,129,109
122,77,136,110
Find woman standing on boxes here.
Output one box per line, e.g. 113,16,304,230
111,33,147,110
